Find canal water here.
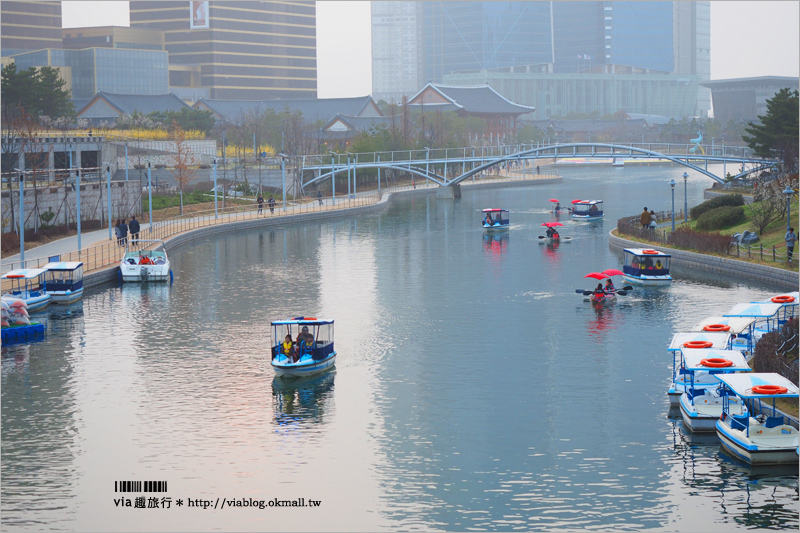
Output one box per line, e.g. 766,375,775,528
2,164,797,532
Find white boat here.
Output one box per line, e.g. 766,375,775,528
691,316,758,358
570,200,603,220
271,317,336,378
723,302,785,341
716,373,799,465
622,248,672,285
751,292,799,324
120,239,172,282
678,348,751,433
1,268,51,311
482,208,509,230
43,262,84,304
667,331,734,406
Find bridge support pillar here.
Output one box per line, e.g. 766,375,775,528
436,184,461,199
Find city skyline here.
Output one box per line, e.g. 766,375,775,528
59,1,800,99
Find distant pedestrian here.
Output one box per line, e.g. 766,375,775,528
649,210,657,229
257,194,264,214
786,227,796,262
114,219,123,246
129,215,140,242
268,195,276,214
640,207,652,229
536,165,540,174
317,190,323,206
120,219,129,247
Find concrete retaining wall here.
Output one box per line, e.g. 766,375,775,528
608,231,799,291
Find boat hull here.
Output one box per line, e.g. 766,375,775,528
624,274,672,286
49,288,84,304
5,292,52,312
483,224,509,230
571,214,603,221
716,419,799,465
271,353,336,378
539,236,571,244
680,393,745,433
120,264,171,282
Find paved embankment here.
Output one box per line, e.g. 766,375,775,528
608,230,799,291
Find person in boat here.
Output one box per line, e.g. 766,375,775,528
654,260,663,270
280,334,295,362
545,226,555,238
296,326,314,357
604,278,615,295
593,283,606,301
589,204,599,213
495,213,502,223
485,213,493,226
139,253,153,265
554,202,561,212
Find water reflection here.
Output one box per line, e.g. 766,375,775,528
271,371,336,427
482,232,508,257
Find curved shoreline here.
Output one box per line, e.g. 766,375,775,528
84,177,563,289
608,230,799,291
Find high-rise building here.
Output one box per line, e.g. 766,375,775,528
129,1,317,100
371,1,711,118
371,1,423,104
0,1,62,57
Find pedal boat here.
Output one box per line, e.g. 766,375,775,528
715,373,799,465
43,261,84,304
691,317,757,359
678,348,751,433
1,268,51,311
667,331,734,406
482,208,509,230
622,248,672,286
570,200,603,221
271,317,336,378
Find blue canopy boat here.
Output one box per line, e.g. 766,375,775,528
482,208,509,230
43,262,84,304
271,317,336,378
1,268,51,311
570,200,603,221
622,248,672,285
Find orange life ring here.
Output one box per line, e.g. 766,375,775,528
700,358,734,368
771,295,795,304
642,249,659,254
752,384,789,394
683,340,713,349
703,324,731,332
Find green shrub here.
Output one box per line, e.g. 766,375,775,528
695,205,746,231
689,194,744,219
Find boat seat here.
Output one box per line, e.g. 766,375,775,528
764,416,786,428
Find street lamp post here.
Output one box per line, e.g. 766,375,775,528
213,158,218,219
107,166,112,240
279,153,287,211
683,172,689,223
125,142,129,181
147,163,153,234
329,151,336,205
669,178,676,231
783,186,794,232
18,172,25,264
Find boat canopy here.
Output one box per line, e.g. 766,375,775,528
668,331,732,351
1,268,48,280
573,200,602,207
43,262,83,271
623,248,671,258
715,373,799,399
723,303,783,318
271,317,334,326
681,349,751,372
482,208,508,213
691,316,756,334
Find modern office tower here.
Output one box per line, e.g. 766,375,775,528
0,1,62,57
673,1,711,116
62,26,165,52
11,48,169,99
371,1,423,104
129,1,317,100
421,1,554,85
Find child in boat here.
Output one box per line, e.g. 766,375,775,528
593,283,606,301
485,214,493,225
281,334,295,362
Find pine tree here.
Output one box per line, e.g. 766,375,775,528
743,88,799,174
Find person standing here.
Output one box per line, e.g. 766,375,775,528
257,194,264,215
640,207,652,229
120,218,129,247
129,215,140,242
786,227,796,262
268,195,276,214
317,190,323,206
114,220,122,246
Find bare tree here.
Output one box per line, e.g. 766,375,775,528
169,122,198,216
748,179,788,235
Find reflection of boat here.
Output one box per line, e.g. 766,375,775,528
667,331,734,406
622,248,672,285
120,239,172,282
570,200,603,220
483,232,509,255
716,373,799,465
678,349,751,433
272,371,335,425
1,268,51,311
43,262,84,304
482,208,509,230
271,317,336,378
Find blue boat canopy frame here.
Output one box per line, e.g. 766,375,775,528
271,317,335,362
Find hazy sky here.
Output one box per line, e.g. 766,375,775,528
61,1,799,98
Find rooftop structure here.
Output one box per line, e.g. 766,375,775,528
76,92,191,124
0,1,62,57
700,76,800,123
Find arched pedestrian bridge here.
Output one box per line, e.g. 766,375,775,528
300,142,776,198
